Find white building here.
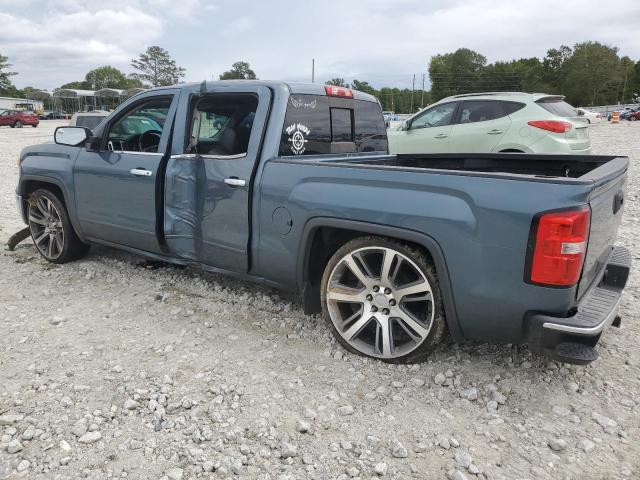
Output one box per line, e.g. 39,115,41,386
0,97,44,112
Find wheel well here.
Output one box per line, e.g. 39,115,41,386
21,181,65,208
302,226,435,314
499,148,524,153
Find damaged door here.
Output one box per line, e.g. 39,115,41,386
164,86,271,273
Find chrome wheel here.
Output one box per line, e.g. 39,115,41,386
326,246,435,359
28,195,65,260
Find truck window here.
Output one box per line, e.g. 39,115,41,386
189,94,258,157
330,108,353,142
107,98,171,153
279,95,388,156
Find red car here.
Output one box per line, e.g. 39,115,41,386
628,110,640,121
0,110,39,128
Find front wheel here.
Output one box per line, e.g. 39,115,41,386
27,189,90,263
321,237,446,363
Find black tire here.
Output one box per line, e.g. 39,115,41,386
27,188,90,264
32,124,38,128
15,121,22,128
320,236,447,363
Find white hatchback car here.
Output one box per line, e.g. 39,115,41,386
388,92,591,155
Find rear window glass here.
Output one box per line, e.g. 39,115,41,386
330,108,353,142
354,101,388,152
537,99,577,117
279,95,388,156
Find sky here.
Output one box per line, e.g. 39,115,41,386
1,0,639,91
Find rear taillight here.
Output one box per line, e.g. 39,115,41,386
527,120,572,133
527,207,591,287
325,85,354,98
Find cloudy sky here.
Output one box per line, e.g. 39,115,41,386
1,0,639,91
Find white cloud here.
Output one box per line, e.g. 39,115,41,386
2,0,639,90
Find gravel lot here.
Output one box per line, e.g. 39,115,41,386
0,120,639,480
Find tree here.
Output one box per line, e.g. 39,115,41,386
429,48,487,100
0,53,17,94
351,80,376,96
60,81,89,90
131,46,186,87
563,42,621,106
86,66,137,90
219,61,257,80
325,78,349,88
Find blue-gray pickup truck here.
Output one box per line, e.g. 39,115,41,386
16,81,631,365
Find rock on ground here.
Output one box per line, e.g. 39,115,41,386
0,122,639,479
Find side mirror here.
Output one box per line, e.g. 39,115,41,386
54,126,91,147
577,110,584,116
401,120,411,131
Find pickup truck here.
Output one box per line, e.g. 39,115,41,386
16,81,631,365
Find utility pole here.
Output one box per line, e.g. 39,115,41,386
420,73,426,109
413,74,417,110
311,59,315,83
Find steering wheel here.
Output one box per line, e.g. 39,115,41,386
138,130,162,152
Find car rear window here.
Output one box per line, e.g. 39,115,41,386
279,94,388,156
536,99,577,117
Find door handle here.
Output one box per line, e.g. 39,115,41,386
130,168,152,177
434,134,448,139
224,177,246,187
487,129,503,135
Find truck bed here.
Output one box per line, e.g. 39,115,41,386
328,153,626,182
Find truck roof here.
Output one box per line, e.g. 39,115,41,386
146,81,380,103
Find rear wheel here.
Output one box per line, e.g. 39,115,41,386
27,189,90,263
32,124,38,128
321,237,446,363
15,121,23,128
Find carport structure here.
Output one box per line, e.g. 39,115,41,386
52,89,97,113
52,87,148,113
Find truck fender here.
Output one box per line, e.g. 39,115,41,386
18,175,86,242
298,217,463,341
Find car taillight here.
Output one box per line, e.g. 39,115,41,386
325,85,354,98
527,207,591,287
527,120,572,133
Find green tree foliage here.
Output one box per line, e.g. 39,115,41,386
86,66,142,90
562,42,621,106
61,67,143,91
131,46,186,87
428,42,636,106
351,80,376,96
429,48,487,99
325,78,349,88
219,62,257,80
0,52,17,95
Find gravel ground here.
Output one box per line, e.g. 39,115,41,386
0,121,639,480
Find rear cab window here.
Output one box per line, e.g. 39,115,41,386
279,94,388,156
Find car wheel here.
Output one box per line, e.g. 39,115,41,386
32,124,38,128
321,237,446,363
15,121,23,128
631,117,637,122
27,189,90,264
